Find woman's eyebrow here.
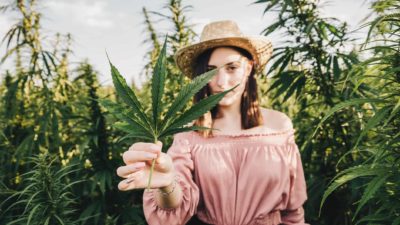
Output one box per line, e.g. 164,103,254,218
207,61,241,68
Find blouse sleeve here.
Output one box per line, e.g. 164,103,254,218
281,131,309,225
142,132,199,225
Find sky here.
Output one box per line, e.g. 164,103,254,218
0,0,372,88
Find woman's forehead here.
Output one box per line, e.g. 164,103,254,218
208,47,245,65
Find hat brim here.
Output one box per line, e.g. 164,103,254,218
174,36,273,78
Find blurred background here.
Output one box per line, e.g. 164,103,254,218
1,0,370,87
0,0,399,224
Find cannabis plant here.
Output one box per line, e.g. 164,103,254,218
0,153,80,225
317,2,400,223
106,38,237,189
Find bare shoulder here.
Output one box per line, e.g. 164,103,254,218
260,107,294,131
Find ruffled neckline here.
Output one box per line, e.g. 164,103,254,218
191,128,295,138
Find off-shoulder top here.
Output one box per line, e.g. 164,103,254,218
143,112,309,225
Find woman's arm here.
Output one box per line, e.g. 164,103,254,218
142,132,200,225
155,173,183,208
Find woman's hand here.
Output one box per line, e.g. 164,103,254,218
117,141,175,191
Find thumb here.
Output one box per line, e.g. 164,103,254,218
155,141,163,157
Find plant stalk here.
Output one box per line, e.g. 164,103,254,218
146,137,157,190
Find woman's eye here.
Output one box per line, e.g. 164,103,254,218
226,66,237,71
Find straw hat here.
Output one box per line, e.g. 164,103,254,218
175,20,273,78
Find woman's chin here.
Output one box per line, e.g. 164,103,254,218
217,97,238,106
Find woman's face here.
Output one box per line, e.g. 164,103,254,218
207,47,253,107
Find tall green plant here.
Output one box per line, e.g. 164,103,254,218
140,0,196,118
255,0,364,223
0,153,80,225
0,1,121,224
0,0,71,189
317,1,400,223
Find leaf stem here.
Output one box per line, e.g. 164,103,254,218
147,137,157,190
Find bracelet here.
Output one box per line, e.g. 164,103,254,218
157,176,179,196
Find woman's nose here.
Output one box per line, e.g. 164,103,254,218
216,69,228,87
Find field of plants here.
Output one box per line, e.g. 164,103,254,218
0,0,399,224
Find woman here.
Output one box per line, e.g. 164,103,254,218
117,20,309,225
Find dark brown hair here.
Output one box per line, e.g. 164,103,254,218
192,46,264,138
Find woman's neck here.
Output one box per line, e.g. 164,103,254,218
213,104,243,133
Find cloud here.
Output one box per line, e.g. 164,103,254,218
45,0,114,28
0,15,12,35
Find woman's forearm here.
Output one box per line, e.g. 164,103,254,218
155,178,183,209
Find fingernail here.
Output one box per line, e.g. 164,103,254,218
145,153,157,159
125,177,135,184
133,162,146,168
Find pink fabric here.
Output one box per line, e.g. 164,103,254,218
143,119,309,225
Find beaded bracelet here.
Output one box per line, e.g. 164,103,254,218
157,176,179,196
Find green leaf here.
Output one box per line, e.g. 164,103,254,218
267,50,289,74
353,106,392,150
27,203,42,225
107,54,153,133
97,98,124,113
163,84,239,133
61,180,86,193
305,20,316,35
78,202,101,224
354,214,388,225
54,214,66,225
1,24,18,48
310,98,386,139
160,68,218,131
262,0,280,14
268,70,300,99
113,122,153,141
261,20,282,36
325,22,340,37
318,21,328,40
41,51,52,76
283,74,305,101
383,97,400,127
151,38,167,133
7,217,26,225
353,173,390,219
23,191,41,214
51,110,60,151
332,56,340,81
319,165,387,215
115,111,153,137
363,14,388,46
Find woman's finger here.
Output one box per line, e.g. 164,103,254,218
122,150,158,164
118,170,146,191
128,142,162,155
153,153,172,172
116,162,146,178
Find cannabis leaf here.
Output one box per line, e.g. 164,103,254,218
105,38,238,189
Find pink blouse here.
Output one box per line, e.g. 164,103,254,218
143,114,309,225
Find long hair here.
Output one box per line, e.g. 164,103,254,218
192,46,264,138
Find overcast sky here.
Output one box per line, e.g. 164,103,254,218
0,0,371,88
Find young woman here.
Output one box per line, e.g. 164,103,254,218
117,20,309,225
